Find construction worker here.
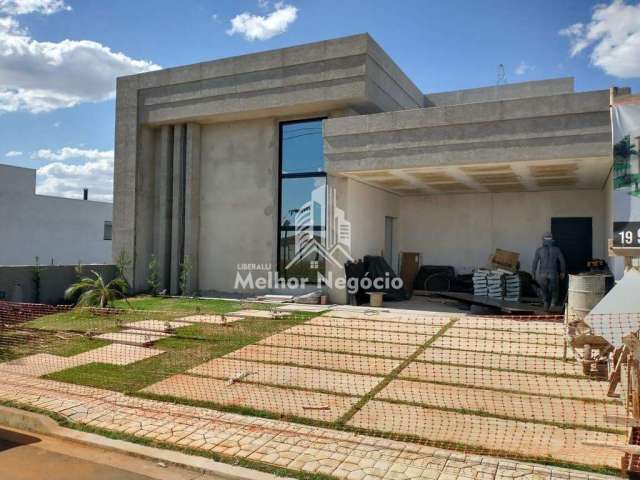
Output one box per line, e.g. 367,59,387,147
532,232,566,311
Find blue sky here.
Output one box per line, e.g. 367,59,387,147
1,0,639,202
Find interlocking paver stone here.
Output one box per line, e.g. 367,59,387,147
176,314,245,324
72,344,164,365
432,336,570,359
0,344,163,376
347,401,621,468
417,348,581,376
309,317,444,335
444,328,564,346
141,374,357,421
95,332,165,346
0,353,83,376
398,362,609,400
229,309,291,319
188,358,381,395
286,324,435,345
226,344,401,375
455,318,564,335
260,333,418,359
376,379,625,429
325,309,450,325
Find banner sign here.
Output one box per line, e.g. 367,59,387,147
612,100,640,247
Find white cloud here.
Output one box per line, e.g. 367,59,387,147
5,149,22,156
32,147,112,162
560,0,640,78
514,61,534,76
0,0,69,15
0,16,160,113
35,147,114,202
227,2,297,41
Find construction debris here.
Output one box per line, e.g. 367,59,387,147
227,371,253,385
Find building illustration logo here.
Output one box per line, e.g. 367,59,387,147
285,185,353,270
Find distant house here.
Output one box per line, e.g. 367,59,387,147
0,163,113,266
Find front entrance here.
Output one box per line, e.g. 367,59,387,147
551,217,593,301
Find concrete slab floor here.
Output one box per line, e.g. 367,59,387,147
0,426,222,480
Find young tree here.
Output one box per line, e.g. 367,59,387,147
64,271,130,308
179,256,192,297
148,254,160,296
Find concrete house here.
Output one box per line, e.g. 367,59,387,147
0,164,113,267
113,34,625,303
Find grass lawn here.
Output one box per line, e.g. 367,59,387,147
45,313,317,392
113,296,271,313
25,295,277,333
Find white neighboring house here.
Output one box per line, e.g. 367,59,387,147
0,164,112,266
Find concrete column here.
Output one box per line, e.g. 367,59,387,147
170,124,186,295
154,125,174,291
184,123,201,295
112,77,139,286
132,126,157,292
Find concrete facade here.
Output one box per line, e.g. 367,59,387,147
114,34,625,300
0,164,113,267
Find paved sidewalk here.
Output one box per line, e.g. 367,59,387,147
0,372,618,480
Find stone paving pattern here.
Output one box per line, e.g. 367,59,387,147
95,332,166,347
189,358,381,395
176,314,245,325
347,400,621,468
377,379,626,429
417,348,581,376
432,336,570,359
260,333,418,358
0,344,164,377
285,324,437,345
141,374,357,422
0,307,625,476
399,362,608,399
0,371,619,478
227,344,402,375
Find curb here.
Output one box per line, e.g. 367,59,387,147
0,405,290,480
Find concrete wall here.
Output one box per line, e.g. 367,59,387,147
0,164,113,266
325,90,611,173
198,118,279,294
326,176,399,303
424,78,574,107
398,189,606,276
0,264,116,304
114,34,423,291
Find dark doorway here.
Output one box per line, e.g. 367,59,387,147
551,217,593,301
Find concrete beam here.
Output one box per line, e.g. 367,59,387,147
324,91,612,173
424,77,575,107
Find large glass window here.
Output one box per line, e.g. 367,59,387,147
278,119,326,282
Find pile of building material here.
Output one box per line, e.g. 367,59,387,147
487,271,504,299
473,269,524,302
504,273,524,302
472,269,489,296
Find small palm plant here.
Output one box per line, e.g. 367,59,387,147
64,271,129,308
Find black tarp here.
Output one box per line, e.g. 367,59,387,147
345,256,407,305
